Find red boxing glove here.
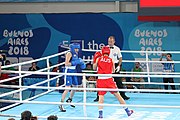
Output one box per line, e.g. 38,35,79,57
93,51,102,63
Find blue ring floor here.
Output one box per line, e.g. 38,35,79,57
0,91,180,120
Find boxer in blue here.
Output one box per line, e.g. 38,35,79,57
59,43,86,112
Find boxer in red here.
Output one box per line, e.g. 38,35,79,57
93,46,133,118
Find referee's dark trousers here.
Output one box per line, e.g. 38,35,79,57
114,63,129,100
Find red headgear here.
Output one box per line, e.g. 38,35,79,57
101,46,110,55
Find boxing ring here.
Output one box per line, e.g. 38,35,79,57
0,49,180,120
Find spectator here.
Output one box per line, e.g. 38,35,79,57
124,77,139,93
28,62,40,71
85,63,96,91
0,60,18,85
47,115,58,120
0,53,5,66
49,62,59,87
85,63,96,81
21,110,32,120
49,61,59,72
3,60,17,71
52,66,59,87
118,65,128,88
8,118,15,120
160,53,175,90
52,66,59,72
131,62,144,89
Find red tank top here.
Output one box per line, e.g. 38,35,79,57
97,56,113,74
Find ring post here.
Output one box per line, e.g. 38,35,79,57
145,51,150,83
46,58,50,91
82,73,87,118
18,65,22,101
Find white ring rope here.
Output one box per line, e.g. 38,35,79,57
80,59,180,63
1,81,179,88
0,89,54,112
2,71,180,79
2,69,180,87
0,62,65,84
1,50,69,69
82,49,180,54
0,74,62,98
84,70,180,76
0,85,180,94
1,49,180,119
0,99,180,109
87,81,180,86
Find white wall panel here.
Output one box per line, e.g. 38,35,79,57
120,2,138,12
0,2,117,13
0,2,137,13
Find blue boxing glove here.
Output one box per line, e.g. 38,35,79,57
71,59,81,66
71,58,85,66
71,58,86,69
79,58,86,69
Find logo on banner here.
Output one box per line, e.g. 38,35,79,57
3,29,33,56
134,29,168,56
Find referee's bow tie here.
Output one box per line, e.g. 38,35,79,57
110,47,114,49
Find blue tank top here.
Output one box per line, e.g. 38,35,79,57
163,63,174,72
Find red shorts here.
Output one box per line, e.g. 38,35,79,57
96,78,118,95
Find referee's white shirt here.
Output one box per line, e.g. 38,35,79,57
107,45,122,64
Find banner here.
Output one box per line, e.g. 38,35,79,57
0,13,180,72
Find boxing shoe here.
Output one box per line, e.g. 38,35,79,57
127,110,133,116
59,105,66,112
98,110,103,118
120,92,130,100
66,98,75,108
125,108,133,116
98,115,103,119
123,96,130,100
93,97,99,102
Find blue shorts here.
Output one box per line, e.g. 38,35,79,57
64,68,79,86
66,76,78,86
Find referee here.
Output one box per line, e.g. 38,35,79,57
107,36,129,100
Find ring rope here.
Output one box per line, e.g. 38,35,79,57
0,89,54,112
1,71,180,79
0,74,62,98
1,81,179,89
0,85,180,93
87,81,180,86
82,49,180,54
77,59,180,63
0,99,180,109
1,50,68,69
2,70,180,85
0,62,65,84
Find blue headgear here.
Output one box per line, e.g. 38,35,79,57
70,43,80,55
